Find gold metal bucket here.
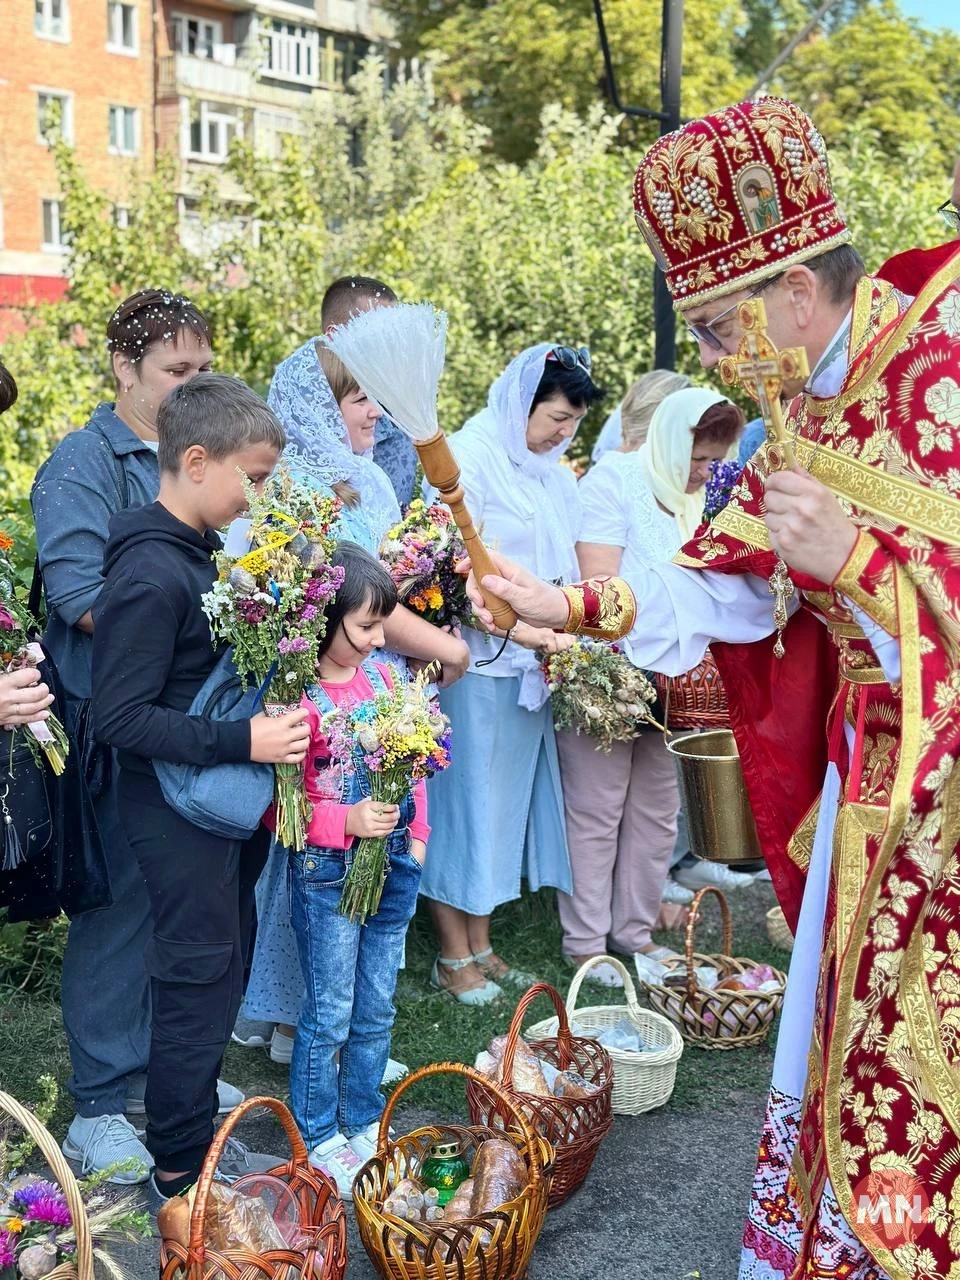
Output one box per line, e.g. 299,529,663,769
667,729,762,865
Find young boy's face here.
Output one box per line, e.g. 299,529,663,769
201,443,281,528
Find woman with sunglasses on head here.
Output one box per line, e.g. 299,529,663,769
557,384,743,988
31,290,244,1181
420,343,604,1003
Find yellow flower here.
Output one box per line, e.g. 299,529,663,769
6,1216,23,1233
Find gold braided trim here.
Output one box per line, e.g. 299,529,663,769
838,664,887,685
833,528,876,595
821,563,921,1280
901,912,960,1145
806,249,960,419
671,229,854,313
710,503,771,551
562,584,584,634
786,796,821,873
561,577,637,641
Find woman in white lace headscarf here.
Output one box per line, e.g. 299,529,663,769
268,337,401,550
556,383,743,989
420,343,604,1004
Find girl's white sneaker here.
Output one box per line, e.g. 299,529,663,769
308,1132,364,1196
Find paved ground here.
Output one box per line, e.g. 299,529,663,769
111,1083,766,1280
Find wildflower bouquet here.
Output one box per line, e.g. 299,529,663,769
1,1078,149,1280
0,534,69,777
379,500,473,629
702,459,744,522
542,640,663,752
323,667,452,923
202,468,344,851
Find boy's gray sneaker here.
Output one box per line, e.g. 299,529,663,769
231,1016,274,1048
62,1114,153,1184
216,1136,284,1182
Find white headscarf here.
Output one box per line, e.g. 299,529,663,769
267,338,400,546
637,386,731,542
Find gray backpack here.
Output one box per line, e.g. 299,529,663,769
152,649,274,841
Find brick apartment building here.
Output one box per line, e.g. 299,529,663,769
0,0,391,313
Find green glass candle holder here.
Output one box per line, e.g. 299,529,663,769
419,1139,471,1206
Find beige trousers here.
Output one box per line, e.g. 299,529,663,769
556,728,679,956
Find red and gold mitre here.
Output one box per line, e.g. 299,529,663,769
633,97,851,311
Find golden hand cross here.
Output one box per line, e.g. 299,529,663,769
717,297,810,658
719,297,809,470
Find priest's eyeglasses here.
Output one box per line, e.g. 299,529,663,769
938,200,960,234
685,272,785,352
547,345,591,372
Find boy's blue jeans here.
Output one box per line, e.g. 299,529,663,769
288,842,422,1148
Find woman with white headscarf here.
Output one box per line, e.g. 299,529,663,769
421,343,604,1004
556,385,744,987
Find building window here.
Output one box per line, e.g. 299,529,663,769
36,91,73,144
318,31,370,88
185,99,241,162
108,105,139,155
253,108,305,160
34,0,68,40
262,21,319,86
42,199,66,251
113,205,131,228
107,0,137,52
172,13,223,59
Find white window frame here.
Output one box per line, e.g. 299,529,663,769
182,98,242,163
113,205,131,228
41,198,67,252
106,0,138,54
108,104,139,156
34,0,69,42
35,88,74,144
171,13,223,59
261,20,319,86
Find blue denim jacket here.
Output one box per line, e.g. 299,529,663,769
31,403,160,700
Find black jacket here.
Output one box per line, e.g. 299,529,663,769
92,502,251,774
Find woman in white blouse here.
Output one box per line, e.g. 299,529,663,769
421,344,604,1003
557,381,743,985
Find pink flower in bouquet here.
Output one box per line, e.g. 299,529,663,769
13,1179,72,1227
0,1227,16,1268
0,605,16,631
237,598,269,626
278,636,311,656
299,603,318,623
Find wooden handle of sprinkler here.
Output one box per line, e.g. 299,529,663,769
415,432,518,632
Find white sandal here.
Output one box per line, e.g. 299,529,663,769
430,955,502,1006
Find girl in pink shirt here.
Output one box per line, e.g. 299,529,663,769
286,542,429,1192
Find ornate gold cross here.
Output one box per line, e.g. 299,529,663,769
718,297,810,658
719,297,809,470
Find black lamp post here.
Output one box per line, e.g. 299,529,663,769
593,0,684,370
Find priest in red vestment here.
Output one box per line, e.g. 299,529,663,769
469,97,960,1280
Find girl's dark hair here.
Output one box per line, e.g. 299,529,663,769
0,360,17,415
317,540,398,658
693,401,745,448
107,288,212,366
531,361,605,413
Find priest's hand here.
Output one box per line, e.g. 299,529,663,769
508,623,574,654
763,467,858,583
463,552,568,634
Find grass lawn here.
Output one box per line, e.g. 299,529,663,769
1,880,787,1135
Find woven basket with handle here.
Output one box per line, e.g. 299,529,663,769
158,1095,347,1280
637,887,786,1049
524,956,683,1116
654,649,728,730
353,1061,553,1280
465,982,613,1208
0,1090,94,1280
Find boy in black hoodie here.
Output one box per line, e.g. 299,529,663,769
92,374,311,1204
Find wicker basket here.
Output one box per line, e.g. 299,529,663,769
524,956,683,1116
655,650,728,730
159,1095,347,1280
353,1061,552,1280
465,982,614,1208
0,1090,94,1280
766,905,795,954
637,887,786,1050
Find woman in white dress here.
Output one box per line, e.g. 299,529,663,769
557,385,743,983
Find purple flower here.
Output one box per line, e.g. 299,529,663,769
237,598,268,626
0,1227,15,1268
702,459,744,521
0,606,16,632
278,636,311,656
299,604,318,623
12,1179,72,1227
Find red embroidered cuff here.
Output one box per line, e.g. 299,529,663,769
561,577,637,640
